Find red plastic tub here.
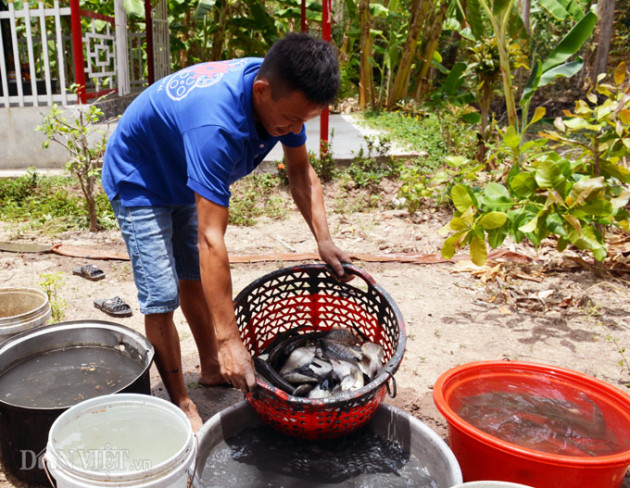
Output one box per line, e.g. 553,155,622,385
433,361,630,488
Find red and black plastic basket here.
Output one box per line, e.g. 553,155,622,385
235,263,406,440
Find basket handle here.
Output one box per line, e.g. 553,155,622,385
385,370,397,398
328,262,377,287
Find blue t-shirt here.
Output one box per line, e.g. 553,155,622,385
102,58,306,207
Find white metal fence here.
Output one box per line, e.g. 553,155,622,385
0,0,149,108
152,0,170,81
0,0,70,107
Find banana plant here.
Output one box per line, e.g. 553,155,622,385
535,0,585,22
461,0,594,135
463,0,527,128
519,9,597,132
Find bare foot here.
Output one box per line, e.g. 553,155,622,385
198,371,228,387
179,398,203,432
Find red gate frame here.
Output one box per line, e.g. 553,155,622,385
301,0,331,158
70,0,117,104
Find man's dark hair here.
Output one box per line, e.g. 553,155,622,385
257,33,340,106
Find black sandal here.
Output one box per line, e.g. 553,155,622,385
94,297,132,317
73,264,106,281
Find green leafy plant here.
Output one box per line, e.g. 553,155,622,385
397,155,486,213
276,134,337,185
440,62,630,265
39,273,66,323
37,94,109,232
462,0,527,128
348,135,399,190
466,37,502,158
310,131,337,183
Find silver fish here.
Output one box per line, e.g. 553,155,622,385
283,357,332,384
325,328,362,346
329,358,354,380
279,346,316,375
308,385,332,399
253,356,296,394
358,341,384,380
256,327,386,399
283,368,320,384
293,383,315,397
340,366,364,391
319,338,363,363
308,357,333,378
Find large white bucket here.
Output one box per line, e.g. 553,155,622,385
45,393,195,488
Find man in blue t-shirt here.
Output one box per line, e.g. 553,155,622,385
102,33,351,430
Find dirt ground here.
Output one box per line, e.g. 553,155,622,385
1,189,630,487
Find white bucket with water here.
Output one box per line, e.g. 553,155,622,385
45,393,195,488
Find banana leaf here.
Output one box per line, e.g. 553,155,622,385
541,11,596,72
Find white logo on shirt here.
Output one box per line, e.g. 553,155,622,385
162,60,247,101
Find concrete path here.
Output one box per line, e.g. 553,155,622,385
265,113,369,163
0,113,415,177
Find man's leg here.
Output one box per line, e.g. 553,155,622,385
109,198,202,430
178,279,225,386
144,311,202,431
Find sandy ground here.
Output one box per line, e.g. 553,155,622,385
1,194,630,487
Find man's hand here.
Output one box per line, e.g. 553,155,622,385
195,194,256,393
217,336,256,393
317,239,354,282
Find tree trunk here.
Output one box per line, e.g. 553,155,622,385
178,9,193,68
413,0,448,102
80,173,99,232
387,0,431,108
476,80,494,165
211,0,228,61
590,0,616,83
521,0,531,34
387,0,433,109
87,193,99,232
358,0,375,109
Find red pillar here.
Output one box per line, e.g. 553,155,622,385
301,0,307,32
145,0,154,84
69,0,87,103
320,0,331,158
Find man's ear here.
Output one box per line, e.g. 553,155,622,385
253,78,271,98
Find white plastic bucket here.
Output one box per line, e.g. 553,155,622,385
45,393,195,488
0,287,51,343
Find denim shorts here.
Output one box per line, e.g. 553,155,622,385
110,197,201,314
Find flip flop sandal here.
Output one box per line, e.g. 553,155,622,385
94,297,133,317
73,264,106,281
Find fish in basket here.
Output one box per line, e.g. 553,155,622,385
254,326,386,399
234,264,406,440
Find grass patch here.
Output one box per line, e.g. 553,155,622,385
359,110,449,165
229,173,291,226
357,108,477,168
0,170,116,234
